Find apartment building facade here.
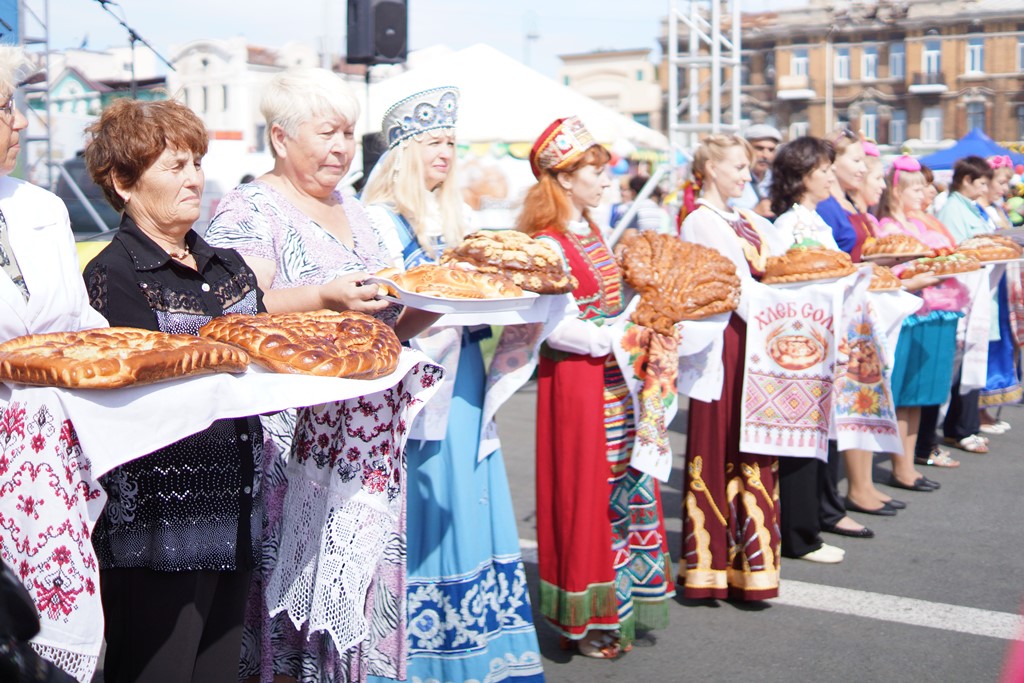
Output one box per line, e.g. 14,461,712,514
668,0,1024,149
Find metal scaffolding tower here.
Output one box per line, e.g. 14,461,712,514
667,0,743,157
19,0,52,189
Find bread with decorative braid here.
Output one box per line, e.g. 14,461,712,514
0,327,250,389
199,310,401,379
439,229,578,294
618,231,740,336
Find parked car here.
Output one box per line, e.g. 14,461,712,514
53,154,121,238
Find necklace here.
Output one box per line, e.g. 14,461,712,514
167,244,190,260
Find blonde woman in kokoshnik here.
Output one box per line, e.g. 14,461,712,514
677,134,791,599
361,87,544,683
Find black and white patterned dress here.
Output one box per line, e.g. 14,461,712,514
206,182,412,682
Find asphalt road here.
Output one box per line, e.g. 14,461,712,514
497,381,1024,683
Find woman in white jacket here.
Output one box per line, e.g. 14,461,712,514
0,46,110,682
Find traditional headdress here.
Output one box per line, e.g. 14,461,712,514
381,86,459,150
529,116,597,179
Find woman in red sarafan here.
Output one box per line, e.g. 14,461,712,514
516,116,674,659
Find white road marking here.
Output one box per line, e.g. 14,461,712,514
770,580,1022,641
517,541,1024,640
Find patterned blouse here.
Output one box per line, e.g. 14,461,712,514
205,181,400,326
83,216,265,572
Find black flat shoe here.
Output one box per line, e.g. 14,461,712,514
844,497,898,516
880,498,907,509
920,476,941,490
822,524,875,538
886,475,936,492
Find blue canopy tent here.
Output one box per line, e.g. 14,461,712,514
918,129,1024,170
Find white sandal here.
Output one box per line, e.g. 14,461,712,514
943,434,989,453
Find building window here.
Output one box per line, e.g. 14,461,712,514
563,76,570,86
791,48,808,77
966,101,985,132
889,43,905,78
183,88,190,107
923,40,941,75
889,109,907,145
255,124,266,153
860,104,878,141
633,112,650,127
222,84,229,111
921,106,943,142
1018,38,1024,72
201,86,208,114
636,70,643,81
835,47,850,81
789,119,810,138
862,46,878,80
1017,105,1024,139
966,38,984,73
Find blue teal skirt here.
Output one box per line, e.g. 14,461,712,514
369,339,544,683
890,310,963,407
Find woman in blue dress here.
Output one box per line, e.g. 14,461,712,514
362,87,545,683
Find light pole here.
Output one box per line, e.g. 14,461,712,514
523,12,539,69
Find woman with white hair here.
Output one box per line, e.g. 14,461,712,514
362,88,544,683
207,68,438,682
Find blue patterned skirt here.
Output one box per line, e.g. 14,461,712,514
370,340,544,683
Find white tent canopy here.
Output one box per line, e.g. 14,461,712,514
362,44,668,151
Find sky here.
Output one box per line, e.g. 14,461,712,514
45,0,794,80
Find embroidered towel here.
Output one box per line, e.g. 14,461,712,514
741,278,843,459
478,293,573,460
833,273,922,453
611,296,679,482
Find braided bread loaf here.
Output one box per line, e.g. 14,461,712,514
199,310,401,380
619,231,740,336
440,230,578,294
0,327,250,389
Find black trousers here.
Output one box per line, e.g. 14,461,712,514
780,456,824,558
100,568,250,683
943,366,980,440
917,405,941,458
818,440,846,529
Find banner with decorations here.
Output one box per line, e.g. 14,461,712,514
740,279,844,460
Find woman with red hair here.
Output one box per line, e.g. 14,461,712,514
517,117,674,659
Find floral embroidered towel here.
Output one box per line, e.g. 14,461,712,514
611,295,679,482
833,274,921,453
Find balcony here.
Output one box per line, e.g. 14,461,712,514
909,72,948,94
776,74,816,100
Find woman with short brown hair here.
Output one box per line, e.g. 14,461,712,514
83,98,265,683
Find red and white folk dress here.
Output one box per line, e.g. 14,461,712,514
534,220,675,646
